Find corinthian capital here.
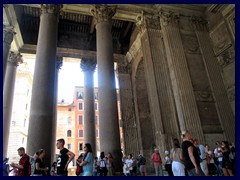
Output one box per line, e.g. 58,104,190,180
3,25,16,45
8,51,23,67
136,12,160,33
90,5,116,24
80,58,96,72
190,16,209,31
117,62,131,74
160,10,180,27
40,4,62,17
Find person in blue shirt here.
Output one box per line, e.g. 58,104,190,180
80,143,93,176
3,156,10,176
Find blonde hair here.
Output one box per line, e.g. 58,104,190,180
181,130,189,139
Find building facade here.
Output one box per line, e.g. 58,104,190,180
7,62,32,163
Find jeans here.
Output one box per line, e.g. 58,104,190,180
217,161,223,176
154,165,163,176
187,166,205,176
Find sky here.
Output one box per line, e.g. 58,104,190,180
23,57,118,103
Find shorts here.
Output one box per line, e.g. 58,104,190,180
139,165,146,173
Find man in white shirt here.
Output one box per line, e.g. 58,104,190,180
214,141,223,176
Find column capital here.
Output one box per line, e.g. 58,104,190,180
90,5,116,24
56,56,63,70
190,16,209,31
117,62,131,74
8,51,23,67
3,25,16,45
40,4,62,17
159,10,180,27
80,58,96,72
136,12,160,33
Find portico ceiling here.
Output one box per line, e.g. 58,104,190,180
4,4,208,58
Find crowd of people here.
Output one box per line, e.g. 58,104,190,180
3,132,235,176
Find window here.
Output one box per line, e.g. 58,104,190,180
77,91,84,100
79,130,83,137
22,137,24,144
25,104,28,110
79,116,83,125
96,129,98,137
67,117,72,124
27,89,29,96
79,143,83,150
23,119,26,127
12,120,16,126
95,103,98,110
79,103,83,110
67,130,72,137
94,92,98,100
67,143,71,149
95,116,97,124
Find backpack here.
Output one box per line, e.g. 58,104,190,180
141,157,146,165
99,159,106,168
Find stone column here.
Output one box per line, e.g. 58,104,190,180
91,5,122,171
27,4,61,167
51,56,63,163
80,58,97,156
3,25,16,84
136,13,180,151
191,17,235,142
116,63,139,157
3,51,23,157
160,11,204,142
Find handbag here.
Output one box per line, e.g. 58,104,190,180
76,164,82,176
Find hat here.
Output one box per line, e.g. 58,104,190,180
165,150,169,155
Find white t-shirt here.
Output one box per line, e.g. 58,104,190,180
207,150,214,163
214,147,223,162
199,144,206,159
165,156,171,164
125,159,133,170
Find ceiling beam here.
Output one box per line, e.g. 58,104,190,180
20,44,125,63
121,22,133,39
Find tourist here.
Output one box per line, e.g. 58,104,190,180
106,153,113,176
205,144,217,176
33,149,49,176
151,148,163,176
193,139,209,176
181,130,205,176
56,138,75,176
214,141,223,176
10,147,31,176
3,156,10,176
99,151,108,176
30,151,39,176
220,141,234,176
93,157,99,176
79,143,94,176
50,162,57,176
164,150,173,176
137,154,146,176
170,138,185,176
125,154,134,176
